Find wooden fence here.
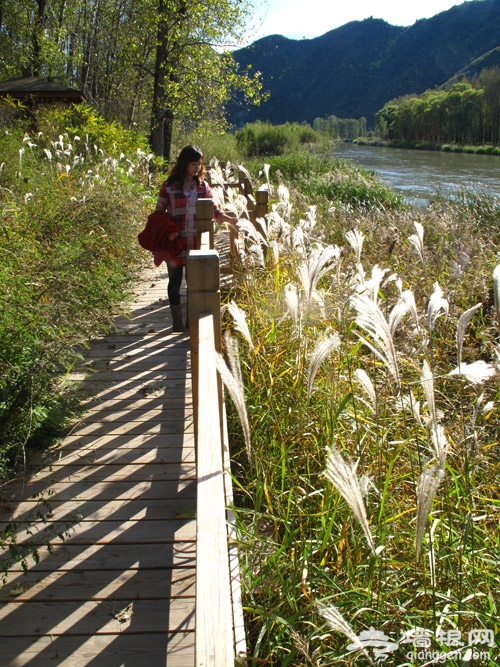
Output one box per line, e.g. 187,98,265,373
187,180,268,665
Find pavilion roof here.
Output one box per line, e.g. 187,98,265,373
0,77,84,102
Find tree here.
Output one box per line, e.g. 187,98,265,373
149,0,262,160
479,66,500,144
0,0,262,159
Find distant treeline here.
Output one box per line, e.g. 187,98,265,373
312,115,368,141
375,67,500,146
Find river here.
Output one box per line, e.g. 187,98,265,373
331,143,500,207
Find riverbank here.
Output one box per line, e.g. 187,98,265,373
353,137,500,155
331,141,500,205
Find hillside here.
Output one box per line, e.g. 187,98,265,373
228,0,500,127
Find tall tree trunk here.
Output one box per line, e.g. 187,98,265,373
150,98,165,158
150,4,168,158
163,108,174,162
33,0,47,76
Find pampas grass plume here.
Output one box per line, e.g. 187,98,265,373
354,368,377,412
408,221,425,263
325,446,376,553
448,360,496,385
216,334,252,461
427,282,449,331
226,300,254,353
345,228,364,266
415,465,445,560
317,603,374,665
350,292,400,384
297,245,339,312
456,303,482,368
307,333,341,399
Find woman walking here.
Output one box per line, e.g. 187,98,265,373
153,145,237,331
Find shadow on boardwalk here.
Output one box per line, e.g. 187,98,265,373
0,265,196,667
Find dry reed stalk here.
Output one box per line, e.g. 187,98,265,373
325,446,376,553
350,292,400,385
494,264,500,333
307,333,341,400
415,465,445,560
216,334,252,461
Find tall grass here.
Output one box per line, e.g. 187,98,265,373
0,106,154,480
219,155,500,664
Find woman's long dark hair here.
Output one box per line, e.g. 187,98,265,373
166,145,205,185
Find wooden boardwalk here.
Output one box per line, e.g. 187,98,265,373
0,264,198,666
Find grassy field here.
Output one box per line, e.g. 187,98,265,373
1,106,499,665
0,105,154,480
215,153,500,665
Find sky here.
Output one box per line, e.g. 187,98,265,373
244,0,464,43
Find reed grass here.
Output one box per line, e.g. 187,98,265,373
220,153,500,664
0,110,153,479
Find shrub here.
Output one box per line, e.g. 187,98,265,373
235,121,320,156
0,116,154,479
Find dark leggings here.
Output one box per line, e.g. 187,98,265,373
167,264,185,305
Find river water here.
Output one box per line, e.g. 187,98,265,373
331,143,500,207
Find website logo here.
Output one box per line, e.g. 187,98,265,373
345,626,496,663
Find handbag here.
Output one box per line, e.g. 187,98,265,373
138,210,182,255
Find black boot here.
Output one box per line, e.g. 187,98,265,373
170,303,184,332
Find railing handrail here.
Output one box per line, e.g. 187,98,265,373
188,199,238,666
194,312,233,666
187,188,268,665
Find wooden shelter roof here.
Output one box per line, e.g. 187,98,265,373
0,77,84,103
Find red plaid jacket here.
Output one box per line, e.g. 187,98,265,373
152,179,222,267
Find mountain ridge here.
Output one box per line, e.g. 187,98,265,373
228,0,500,127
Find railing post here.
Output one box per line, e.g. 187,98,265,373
188,199,222,438
196,198,215,249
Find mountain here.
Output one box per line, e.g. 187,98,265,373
228,0,500,128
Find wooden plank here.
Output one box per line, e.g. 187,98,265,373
70,382,192,400
3,479,196,502
0,633,194,667
27,462,196,483
0,598,195,635
65,431,194,448
195,315,233,666
0,518,197,547
67,420,192,437
71,407,193,424
79,355,189,370
38,432,195,452
4,542,196,572
36,445,195,468
2,497,196,524
79,396,191,411
75,369,188,381
80,338,189,351
0,567,196,602
81,347,190,362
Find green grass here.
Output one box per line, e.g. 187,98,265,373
219,154,500,665
0,108,155,480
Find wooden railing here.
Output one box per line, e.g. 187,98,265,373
187,200,241,667
187,182,268,666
